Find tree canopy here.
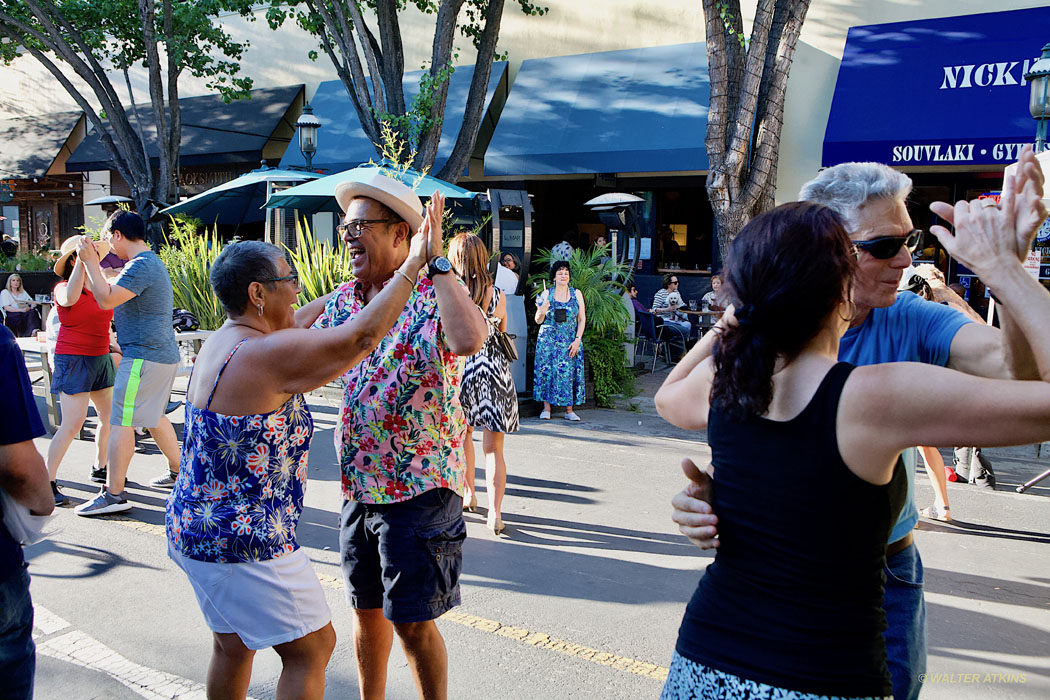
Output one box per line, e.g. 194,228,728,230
0,0,258,220
265,0,547,181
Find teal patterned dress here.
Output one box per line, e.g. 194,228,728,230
533,288,585,406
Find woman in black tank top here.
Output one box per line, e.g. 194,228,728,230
653,198,1050,699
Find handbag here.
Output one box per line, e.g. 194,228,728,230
490,316,518,362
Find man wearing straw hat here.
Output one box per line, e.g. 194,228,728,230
313,173,487,700
73,211,181,516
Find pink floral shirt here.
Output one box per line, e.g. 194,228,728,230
314,274,467,504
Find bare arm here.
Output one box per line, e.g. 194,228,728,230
75,238,135,310
496,289,507,332
0,440,53,516
434,274,488,356
534,289,550,324
54,256,87,307
568,290,585,358
931,147,1046,380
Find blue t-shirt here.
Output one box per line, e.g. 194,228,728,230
839,292,972,542
113,251,179,364
0,325,47,579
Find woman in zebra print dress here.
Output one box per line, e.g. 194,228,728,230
448,233,519,536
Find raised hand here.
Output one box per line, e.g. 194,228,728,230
75,234,100,265
426,191,446,262
929,187,1019,284
931,145,1047,262
671,457,719,550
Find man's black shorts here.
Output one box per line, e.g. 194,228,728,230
339,488,466,623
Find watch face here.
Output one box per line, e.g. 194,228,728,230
432,256,452,273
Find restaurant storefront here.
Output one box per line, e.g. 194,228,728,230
481,42,717,304
822,6,1050,311
0,111,86,251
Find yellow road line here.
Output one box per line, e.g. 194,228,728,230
101,514,669,682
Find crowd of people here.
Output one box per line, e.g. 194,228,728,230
1,145,1048,700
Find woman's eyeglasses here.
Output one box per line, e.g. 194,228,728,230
336,219,396,239
853,229,922,260
264,273,299,288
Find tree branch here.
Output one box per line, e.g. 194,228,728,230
416,0,465,170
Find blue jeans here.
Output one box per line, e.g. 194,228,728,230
883,542,926,700
0,565,35,700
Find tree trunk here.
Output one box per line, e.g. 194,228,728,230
701,0,811,253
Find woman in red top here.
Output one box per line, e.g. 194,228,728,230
46,236,116,506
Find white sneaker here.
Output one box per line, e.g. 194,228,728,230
74,489,131,516
564,412,581,422
539,410,551,420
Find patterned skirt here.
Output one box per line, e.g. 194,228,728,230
461,339,519,433
660,652,892,700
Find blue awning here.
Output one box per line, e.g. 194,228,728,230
485,43,710,177
279,62,507,176
823,7,1049,168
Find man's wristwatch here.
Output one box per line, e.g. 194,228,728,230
428,256,453,276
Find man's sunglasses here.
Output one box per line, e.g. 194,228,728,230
853,229,922,260
336,219,397,239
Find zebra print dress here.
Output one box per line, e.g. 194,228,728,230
460,287,520,433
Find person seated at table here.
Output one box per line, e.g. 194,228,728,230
628,284,648,315
652,273,690,339
45,236,116,506
701,274,726,313
2,273,42,337
167,196,438,699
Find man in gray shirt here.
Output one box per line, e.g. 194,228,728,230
74,211,181,515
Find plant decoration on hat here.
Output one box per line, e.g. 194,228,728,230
157,214,226,331
527,244,636,408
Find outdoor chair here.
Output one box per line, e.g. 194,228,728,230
636,310,686,373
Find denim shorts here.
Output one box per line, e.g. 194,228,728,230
882,541,927,700
51,353,115,395
339,488,466,623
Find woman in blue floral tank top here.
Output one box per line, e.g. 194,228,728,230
165,206,435,698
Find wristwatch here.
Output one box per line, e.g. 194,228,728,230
428,256,453,276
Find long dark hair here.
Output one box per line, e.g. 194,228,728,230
711,202,856,420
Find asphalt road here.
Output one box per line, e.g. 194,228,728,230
24,396,1050,699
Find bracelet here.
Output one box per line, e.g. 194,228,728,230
394,269,415,286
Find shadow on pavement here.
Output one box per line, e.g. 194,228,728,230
25,540,161,579
915,519,1050,545
925,568,1050,609
928,602,1050,680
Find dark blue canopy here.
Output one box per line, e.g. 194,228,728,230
823,7,1049,168
279,62,507,176
485,43,710,177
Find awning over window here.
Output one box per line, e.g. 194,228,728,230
65,85,305,171
485,43,710,177
823,7,1049,168
279,62,507,176
0,111,82,180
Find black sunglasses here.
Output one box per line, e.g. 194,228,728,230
336,219,397,239
853,229,922,260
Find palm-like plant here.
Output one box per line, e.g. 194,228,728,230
158,215,226,330
286,217,354,305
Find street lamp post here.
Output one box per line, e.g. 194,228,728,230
295,102,321,170
1024,42,1050,153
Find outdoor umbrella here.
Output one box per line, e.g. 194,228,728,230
159,167,321,225
263,162,477,216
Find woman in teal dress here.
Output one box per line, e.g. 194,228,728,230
533,260,586,420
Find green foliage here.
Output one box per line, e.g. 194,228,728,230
0,250,54,272
717,1,748,49
527,245,636,407
0,0,257,102
285,218,353,306
376,59,455,151
157,215,226,330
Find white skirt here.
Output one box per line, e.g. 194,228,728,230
168,542,331,650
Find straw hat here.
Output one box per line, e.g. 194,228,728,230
54,235,111,278
334,172,424,231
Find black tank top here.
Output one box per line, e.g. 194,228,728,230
676,362,905,697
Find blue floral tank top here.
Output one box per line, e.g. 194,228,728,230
165,338,313,563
